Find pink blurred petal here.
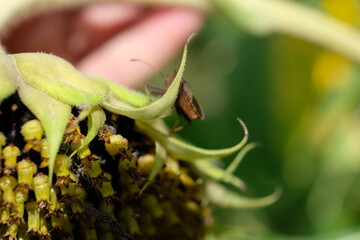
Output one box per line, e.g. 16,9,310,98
76,8,204,88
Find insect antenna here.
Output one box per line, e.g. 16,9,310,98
130,58,167,79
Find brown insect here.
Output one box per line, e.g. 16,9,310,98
131,59,205,131
165,70,205,121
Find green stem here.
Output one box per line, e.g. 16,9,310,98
211,0,360,63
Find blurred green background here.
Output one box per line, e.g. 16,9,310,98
162,0,360,239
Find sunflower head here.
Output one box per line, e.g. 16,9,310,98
0,41,279,240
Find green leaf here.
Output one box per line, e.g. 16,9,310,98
12,53,109,106
0,54,17,102
17,76,71,185
70,106,106,157
206,181,281,209
195,160,247,190
100,39,188,121
135,118,248,161
141,142,167,193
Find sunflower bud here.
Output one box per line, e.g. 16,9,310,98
3,144,20,175
97,172,116,201
16,158,36,192
104,134,129,157
137,154,155,175
3,223,18,239
70,186,86,215
51,203,72,235
32,173,50,208
0,175,17,208
11,189,28,224
87,155,103,179
48,187,60,216
25,201,50,237
141,194,164,219
54,154,72,187
0,208,10,224
77,146,91,159
25,201,40,235
21,119,43,141
0,132,6,155
21,119,43,152
39,138,49,168
118,206,141,235
59,172,77,200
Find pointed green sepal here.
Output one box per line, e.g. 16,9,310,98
70,106,106,158
100,38,188,121
17,77,72,185
135,118,248,161
195,143,259,190
206,181,281,209
195,160,247,190
141,142,167,193
224,142,259,175
96,77,148,107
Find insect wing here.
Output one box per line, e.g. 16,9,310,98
178,82,205,120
